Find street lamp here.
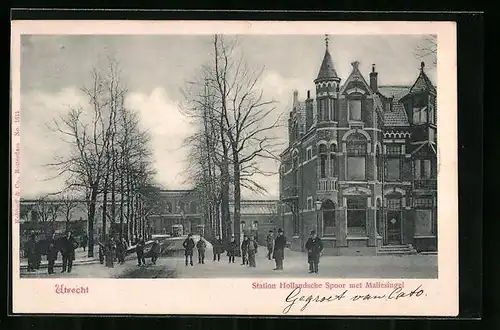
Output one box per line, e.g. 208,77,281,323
315,199,322,237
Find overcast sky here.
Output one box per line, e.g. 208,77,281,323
20,34,436,199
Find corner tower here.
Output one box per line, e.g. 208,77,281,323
314,35,341,124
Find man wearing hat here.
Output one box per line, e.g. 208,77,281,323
272,228,287,270
266,230,274,260
305,230,324,274
182,233,195,266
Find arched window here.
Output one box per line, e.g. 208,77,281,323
292,151,299,188
322,199,336,236
346,133,367,181
330,144,337,177
319,144,327,178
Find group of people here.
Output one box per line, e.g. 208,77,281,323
98,234,162,268
24,231,80,274
181,228,289,270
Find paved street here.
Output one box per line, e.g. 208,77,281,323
20,247,437,279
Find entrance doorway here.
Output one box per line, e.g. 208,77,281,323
385,211,402,245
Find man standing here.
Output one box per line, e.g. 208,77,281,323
227,235,238,263
196,235,207,264
61,231,78,273
273,228,287,270
266,230,274,260
47,233,59,274
151,239,160,265
305,230,324,274
183,233,195,266
80,234,88,252
240,236,249,265
136,235,146,267
247,236,259,268
212,235,224,262
25,233,38,272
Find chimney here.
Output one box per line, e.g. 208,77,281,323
293,90,299,105
307,90,311,99
370,63,378,93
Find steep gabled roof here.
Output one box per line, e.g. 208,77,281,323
339,61,373,95
315,49,339,82
408,62,437,95
378,86,411,127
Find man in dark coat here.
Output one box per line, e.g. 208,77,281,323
151,240,160,265
47,233,59,274
105,236,116,268
61,231,78,273
305,230,324,274
266,230,274,260
212,235,224,262
240,236,249,265
247,235,259,268
183,233,195,266
196,235,207,264
227,235,238,263
136,235,146,267
26,233,38,272
80,235,88,252
273,228,287,270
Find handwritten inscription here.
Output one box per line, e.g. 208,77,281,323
282,285,425,314
55,284,89,294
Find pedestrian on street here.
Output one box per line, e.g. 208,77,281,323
305,230,324,274
212,235,224,262
47,233,59,275
61,231,78,273
115,238,125,264
266,230,274,260
105,236,116,268
273,228,287,270
240,236,249,265
25,233,38,272
227,235,237,263
80,235,87,252
136,235,146,267
196,235,207,264
151,239,160,265
247,235,259,268
183,233,195,266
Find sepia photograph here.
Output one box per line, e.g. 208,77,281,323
11,20,457,316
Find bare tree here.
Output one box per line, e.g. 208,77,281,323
59,194,82,232
414,35,437,68
48,56,125,257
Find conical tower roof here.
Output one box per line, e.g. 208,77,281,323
315,35,340,83
315,48,339,82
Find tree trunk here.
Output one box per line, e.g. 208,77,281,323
232,153,241,256
119,161,124,240
87,185,99,258
111,149,116,237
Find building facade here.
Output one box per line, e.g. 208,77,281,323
279,40,437,255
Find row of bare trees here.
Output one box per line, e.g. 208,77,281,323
48,57,162,257
181,35,283,247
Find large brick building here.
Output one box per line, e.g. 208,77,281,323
279,39,437,255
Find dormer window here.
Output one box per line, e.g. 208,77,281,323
348,99,362,121
413,106,428,124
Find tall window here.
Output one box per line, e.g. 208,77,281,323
190,201,198,214
322,199,336,236
428,100,436,124
347,196,367,236
414,196,435,236
319,144,327,178
329,99,336,121
414,159,433,179
293,152,299,187
165,201,172,213
376,147,383,182
330,144,337,177
346,133,367,181
318,99,325,121
385,144,402,181
178,201,185,213
306,147,312,161
348,99,362,121
293,212,299,235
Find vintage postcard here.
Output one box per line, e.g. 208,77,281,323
10,20,458,316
